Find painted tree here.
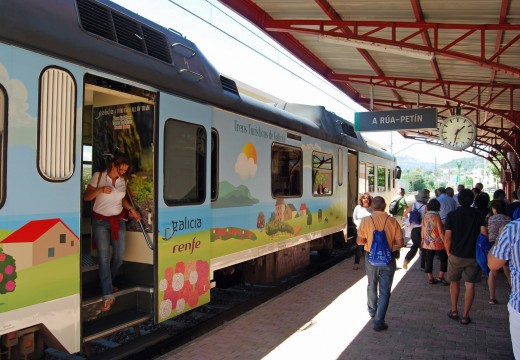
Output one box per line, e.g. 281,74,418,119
257,211,265,231
0,249,17,294
307,212,312,228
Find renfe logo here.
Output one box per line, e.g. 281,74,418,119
172,237,201,255
172,217,202,234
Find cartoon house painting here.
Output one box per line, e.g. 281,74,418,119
275,198,285,221
299,203,307,217
284,204,297,221
0,218,79,270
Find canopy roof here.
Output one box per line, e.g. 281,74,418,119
219,0,520,182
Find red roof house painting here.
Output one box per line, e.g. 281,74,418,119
0,219,79,270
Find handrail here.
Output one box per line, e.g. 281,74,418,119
178,69,204,82
171,43,196,58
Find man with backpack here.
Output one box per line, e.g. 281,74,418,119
402,189,429,270
445,189,488,325
357,196,404,332
389,188,408,225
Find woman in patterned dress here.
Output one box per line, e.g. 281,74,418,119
421,199,449,285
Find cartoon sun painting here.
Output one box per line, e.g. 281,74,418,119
235,142,257,180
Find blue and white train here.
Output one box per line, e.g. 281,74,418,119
0,0,398,357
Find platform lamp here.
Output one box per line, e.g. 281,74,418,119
456,160,462,186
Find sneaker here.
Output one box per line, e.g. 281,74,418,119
403,259,409,270
373,323,388,332
369,312,375,318
489,298,498,305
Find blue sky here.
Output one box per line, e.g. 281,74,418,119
113,0,474,165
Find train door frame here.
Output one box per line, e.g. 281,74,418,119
346,149,359,242
155,92,213,323
80,73,157,327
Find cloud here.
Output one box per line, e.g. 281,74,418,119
235,152,257,180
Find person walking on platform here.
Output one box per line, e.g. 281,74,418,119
357,196,404,332
390,188,408,225
403,189,429,270
436,187,457,224
488,218,520,358
445,189,488,325
487,200,511,305
421,199,449,285
506,188,520,219
352,193,373,270
453,184,464,206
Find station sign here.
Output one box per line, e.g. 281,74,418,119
354,108,437,132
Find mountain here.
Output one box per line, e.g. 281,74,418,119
212,181,260,208
396,154,486,172
395,155,436,171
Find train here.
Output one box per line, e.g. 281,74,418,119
0,0,399,357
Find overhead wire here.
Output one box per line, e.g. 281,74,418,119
166,0,360,113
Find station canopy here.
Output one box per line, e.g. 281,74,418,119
219,0,520,182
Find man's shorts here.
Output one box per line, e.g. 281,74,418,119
447,255,482,283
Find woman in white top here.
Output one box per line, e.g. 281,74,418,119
83,156,141,312
353,193,373,270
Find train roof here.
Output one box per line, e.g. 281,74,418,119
0,0,393,161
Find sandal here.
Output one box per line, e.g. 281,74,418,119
100,298,115,312
489,298,498,305
437,278,449,286
447,310,460,320
428,279,438,285
460,316,471,325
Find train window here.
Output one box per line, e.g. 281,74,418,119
358,162,367,193
271,143,302,197
338,148,343,186
367,163,374,192
211,129,218,201
312,152,333,196
377,166,386,192
0,85,5,206
38,67,76,181
164,119,206,205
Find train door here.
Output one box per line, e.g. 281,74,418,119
80,74,156,342
155,93,212,323
347,150,359,242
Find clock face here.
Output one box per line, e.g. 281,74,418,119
439,115,476,151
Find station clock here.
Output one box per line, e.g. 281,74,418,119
438,115,476,151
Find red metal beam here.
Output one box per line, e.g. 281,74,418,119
332,74,518,125
262,19,520,78
314,0,403,103
218,0,360,100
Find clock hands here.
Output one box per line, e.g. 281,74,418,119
453,125,465,144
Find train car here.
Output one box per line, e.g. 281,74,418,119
0,0,398,357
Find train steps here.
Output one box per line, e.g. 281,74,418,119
81,286,154,343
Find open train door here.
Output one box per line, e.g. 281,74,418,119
155,94,212,323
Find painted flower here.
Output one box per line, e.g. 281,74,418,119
172,273,185,291
164,267,174,281
175,262,185,274
184,261,196,278
4,265,14,275
175,298,186,313
163,287,179,305
159,279,168,291
5,280,15,292
189,271,198,285
0,253,5,261
159,299,172,319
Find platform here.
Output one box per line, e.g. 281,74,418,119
159,247,514,360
